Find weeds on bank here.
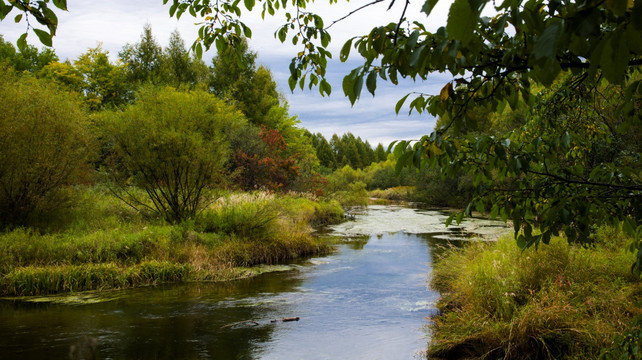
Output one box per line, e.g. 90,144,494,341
428,228,642,359
0,188,338,296
369,186,415,201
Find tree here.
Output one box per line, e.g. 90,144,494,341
100,86,246,223
161,29,209,88
374,143,387,163
119,24,165,85
0,67,93,227
209,38,280,126
233,125,300,191
74,45,132,110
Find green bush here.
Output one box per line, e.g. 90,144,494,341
99,86,246,223
0,68,94,227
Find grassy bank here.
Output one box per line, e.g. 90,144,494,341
427,227,642,359
0,188,344,297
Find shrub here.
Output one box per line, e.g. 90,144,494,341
99,86,246,223
0,68,93,227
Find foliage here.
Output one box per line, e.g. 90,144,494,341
0,0,67,50
99,86,245,223
0,34,57,72
162,29,210,88
0,68,93,227
233,125,300,191
209,38,280,126
429,231,642,359
119,24,165,85
72,45,132,110
395,76,642,262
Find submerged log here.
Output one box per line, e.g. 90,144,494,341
271,317,300,323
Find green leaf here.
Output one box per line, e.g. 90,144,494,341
244,0,255,11
169,2,178,16
0,2,11,21
456,211,464,225
33,28,52,47
194,42,203,59
342,75,354,101
490,204,499,219
288,76,296,92
52,0,68,11
395,94,410,114
340,38,353,62
533,20,563,60
395,151,412,175
447,0,477,45
445,213,455,227
17,33,27,51
319,79,331,96
409,44,425,68
366,71,377,96
14,13,22,23
421,0,440,16
352,74,363,104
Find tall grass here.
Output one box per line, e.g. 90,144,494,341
428,229,642,359
0,188,338,296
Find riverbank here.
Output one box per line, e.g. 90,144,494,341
0,187,344,297
427,227,642,359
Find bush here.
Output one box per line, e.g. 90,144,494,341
0,68,93,227
99,86,246,223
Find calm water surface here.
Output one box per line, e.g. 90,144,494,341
0,205,508,359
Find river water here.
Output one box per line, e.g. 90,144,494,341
0,205,508,360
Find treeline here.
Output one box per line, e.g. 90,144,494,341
307,132,388,172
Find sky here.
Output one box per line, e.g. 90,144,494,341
0,0,459,147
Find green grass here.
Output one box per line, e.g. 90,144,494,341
428,228,642,359
0,187,337,296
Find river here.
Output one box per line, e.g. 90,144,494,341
0,204,508,359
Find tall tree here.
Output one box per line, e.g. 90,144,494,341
374,143,387,163
162,29,209,88
119,24,164,85
209,38,280,126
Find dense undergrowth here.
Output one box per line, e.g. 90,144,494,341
0,187,344,297
427,227,642,359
